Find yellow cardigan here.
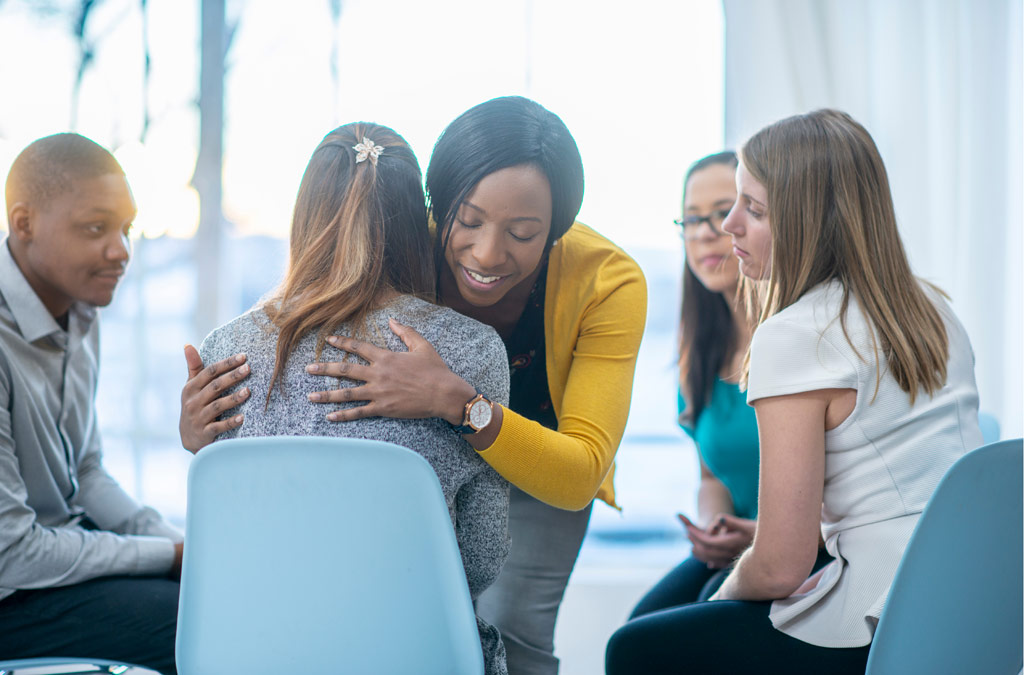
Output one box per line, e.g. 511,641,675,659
477,223,647,510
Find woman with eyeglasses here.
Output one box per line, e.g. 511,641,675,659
631,152,761,620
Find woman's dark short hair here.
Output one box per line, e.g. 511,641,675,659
426,96,585,248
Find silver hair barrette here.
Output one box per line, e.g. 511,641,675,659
353,137,384,165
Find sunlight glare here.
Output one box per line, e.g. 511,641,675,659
115,141,200,240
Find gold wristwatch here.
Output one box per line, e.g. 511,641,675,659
452,388,494,434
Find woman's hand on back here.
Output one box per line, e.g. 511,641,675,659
307,319,475,425
179,344,250,453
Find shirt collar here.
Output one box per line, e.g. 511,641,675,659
0,237,97,344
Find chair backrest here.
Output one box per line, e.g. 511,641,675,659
176,436,484,675
979,410,1001,444
865,438,1024,675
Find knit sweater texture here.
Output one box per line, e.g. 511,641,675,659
200,294,511,674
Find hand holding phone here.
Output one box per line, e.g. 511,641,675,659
677,512,754,569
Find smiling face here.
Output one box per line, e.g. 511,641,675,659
442,164,552,308
682,163,740,295
722,161,772,280
9,172,136,317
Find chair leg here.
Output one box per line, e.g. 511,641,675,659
0,666,127,675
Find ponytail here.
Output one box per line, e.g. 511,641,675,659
263,123,433,402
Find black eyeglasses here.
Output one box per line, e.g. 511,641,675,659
673,208,731,240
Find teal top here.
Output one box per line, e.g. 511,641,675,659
678,378,760,519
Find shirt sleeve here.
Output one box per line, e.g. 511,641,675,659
454,468,510,599
74,427,183,542
445,323,512,674
478,262,647,511
0,372,176,591
457,328,511,413
747,317,859,404
438,322,511,593
458,468,510,675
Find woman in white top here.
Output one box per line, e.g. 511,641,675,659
605,109,982,674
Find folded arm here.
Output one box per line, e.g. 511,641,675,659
0,396,177,589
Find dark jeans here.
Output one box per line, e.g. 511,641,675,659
631,556,728,618
611,549,857,674
606,598,870,675
0,576,179,675
632,548,835,619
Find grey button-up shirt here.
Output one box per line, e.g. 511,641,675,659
0,239,180,601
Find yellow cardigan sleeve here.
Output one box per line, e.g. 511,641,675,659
476,224,647,510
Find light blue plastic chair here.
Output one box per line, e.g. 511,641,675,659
175,436,484,675
865,438,1024,675
0,659,129,674
979,410,1001,444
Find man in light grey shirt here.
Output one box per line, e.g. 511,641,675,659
0,134,180,674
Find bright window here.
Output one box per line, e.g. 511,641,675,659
0,1,725,570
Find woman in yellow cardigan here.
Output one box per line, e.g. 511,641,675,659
180,96,647,674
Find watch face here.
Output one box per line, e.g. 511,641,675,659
468,399,492,430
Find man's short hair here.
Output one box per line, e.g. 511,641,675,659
5,133,125,215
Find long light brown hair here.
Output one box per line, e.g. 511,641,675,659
263,122,433,400
741,109,948,402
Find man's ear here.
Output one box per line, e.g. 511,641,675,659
7,202,32,243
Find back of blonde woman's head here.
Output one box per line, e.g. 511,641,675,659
266,122,432,399
741,109,948,401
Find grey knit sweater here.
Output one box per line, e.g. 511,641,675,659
200,294,511,674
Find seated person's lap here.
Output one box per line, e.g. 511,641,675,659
0,576,179,674
606,599,870,675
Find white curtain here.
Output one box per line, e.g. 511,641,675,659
723,0,1023,437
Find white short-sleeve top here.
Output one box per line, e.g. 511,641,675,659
747,280,982,648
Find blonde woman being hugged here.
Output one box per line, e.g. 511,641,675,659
606,109,982,674
193,123,511,675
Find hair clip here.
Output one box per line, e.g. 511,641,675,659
353,137,384,165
